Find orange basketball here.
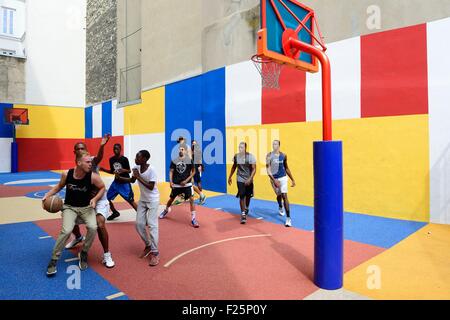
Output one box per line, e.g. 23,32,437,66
43,195,64,213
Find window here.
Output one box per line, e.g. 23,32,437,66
1,7,15,35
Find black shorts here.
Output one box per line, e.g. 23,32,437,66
236,182,254,199
193,171,201,184
170,186,193,200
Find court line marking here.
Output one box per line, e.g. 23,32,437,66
106,292,126,300
164,234,272,268
38,236,52,239
5,179,60,186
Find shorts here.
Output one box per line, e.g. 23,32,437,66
107,181,134,202
270,175,288,196
193,171,201,184
75,199,110,224
170,186,193,200
236,182,254,199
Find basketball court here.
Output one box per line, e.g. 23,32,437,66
2,171,448,300
1,0,450,301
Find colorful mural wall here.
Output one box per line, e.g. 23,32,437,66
2,18,450,224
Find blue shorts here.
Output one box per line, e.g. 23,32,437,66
107,181,134,202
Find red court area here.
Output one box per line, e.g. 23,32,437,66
0,185,49,198
36,205,384,300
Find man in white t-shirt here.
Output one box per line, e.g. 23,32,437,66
117,149,160,266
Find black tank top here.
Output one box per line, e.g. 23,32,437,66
65,169,92,207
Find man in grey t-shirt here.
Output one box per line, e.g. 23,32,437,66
228,142,256,224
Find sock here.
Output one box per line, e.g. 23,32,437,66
200,193,204,198
241,211,246,215
286,210,290,218
191,211,196,220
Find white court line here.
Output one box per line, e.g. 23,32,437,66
5,179,60,185
214,208,222,211
38,236,52,239
164,234,272,268
106,292,126,300
65,257,79,262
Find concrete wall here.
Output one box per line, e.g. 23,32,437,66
301,0,450,42
0,55,25,102
140,0,202,91
25,0,86,107
138,0,450,90
86,0,117,106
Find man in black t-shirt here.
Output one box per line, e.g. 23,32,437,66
43,152,105,276
159,145,199,228
100,143,137,220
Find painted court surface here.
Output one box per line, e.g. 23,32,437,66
0,171,449,300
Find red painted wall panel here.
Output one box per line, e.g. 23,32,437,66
16,136,124,172
262,67,306,124
361,24,428,118
17,138,81,172
84,136,124,170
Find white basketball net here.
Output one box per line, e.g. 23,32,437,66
251,55,282,90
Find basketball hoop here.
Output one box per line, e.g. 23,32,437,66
251,54,282,90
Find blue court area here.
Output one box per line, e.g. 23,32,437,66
0,171,62,186
203,195,427,249
25,189,66,200
0,222,128,300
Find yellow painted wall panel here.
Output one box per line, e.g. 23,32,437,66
14,105,84,139
124,87,165,135
226,115,429,222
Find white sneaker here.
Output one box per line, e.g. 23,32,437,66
278,207,285,216
285,217,292,227
65,236,85,249
103,252,115,268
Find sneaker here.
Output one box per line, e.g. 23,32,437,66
102,252,115,268
65,236,85,249
149,253,160,267
278,207,285,216
46,259,57,277
78,251,88,271
107,210,120,221
159,208,169,219
191,218,200,228
199,194,206,205
240,214,247,224
285,217,292,227
140,246,152,258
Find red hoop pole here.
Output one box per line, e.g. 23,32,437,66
288,37,332,141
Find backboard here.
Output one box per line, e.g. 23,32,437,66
3,108,29,125
258,0,321,73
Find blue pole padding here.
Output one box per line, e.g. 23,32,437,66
313,141,344,290
11,141,18,173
